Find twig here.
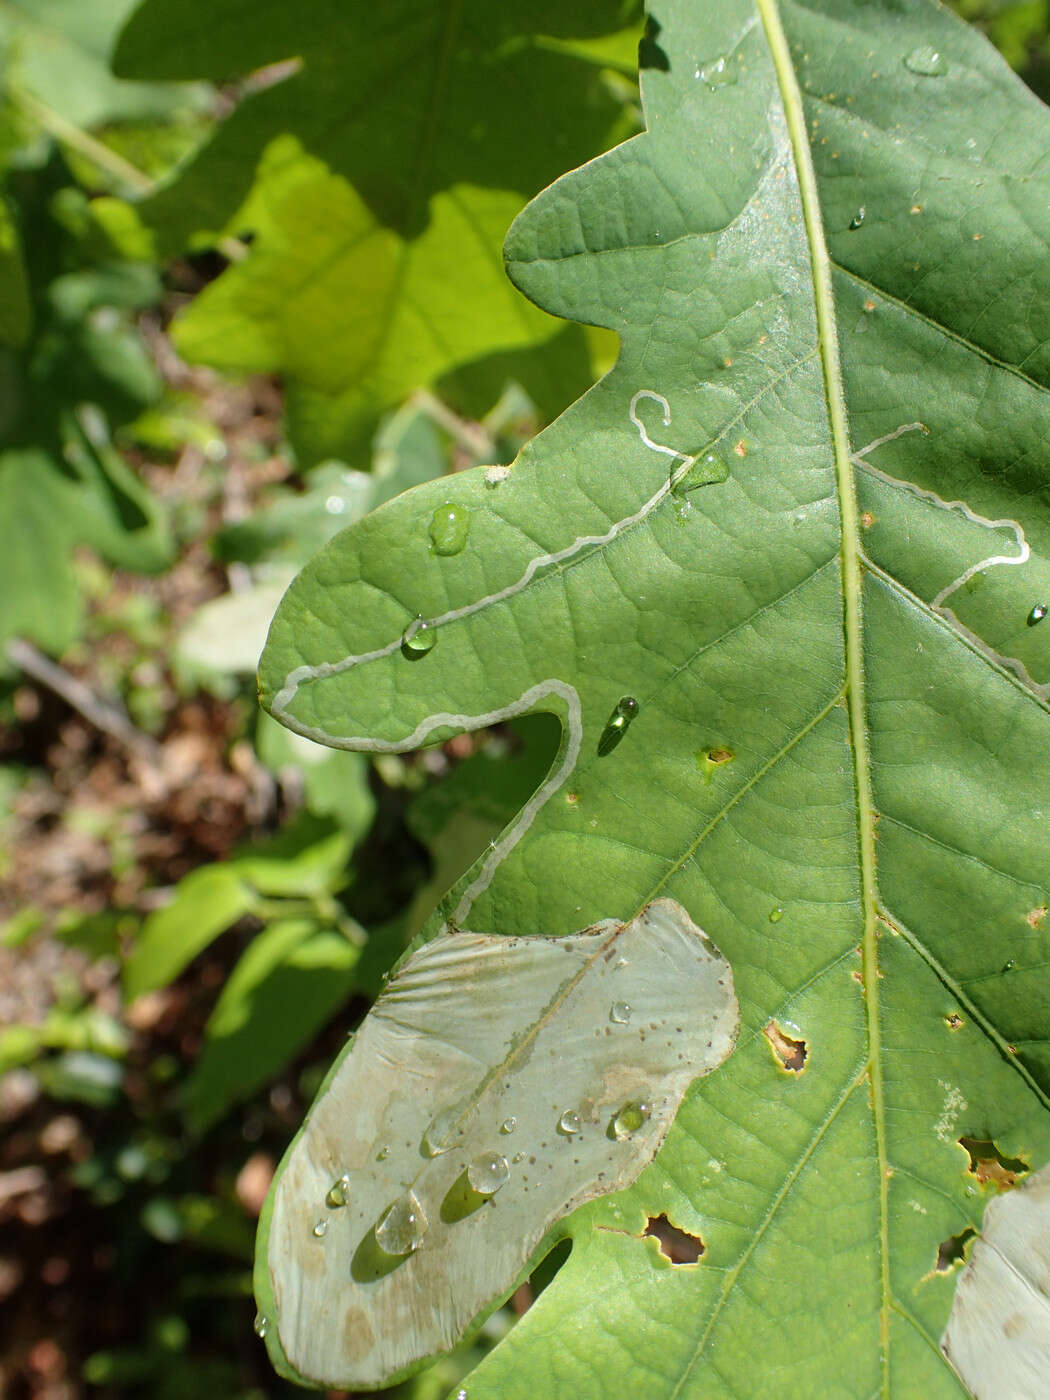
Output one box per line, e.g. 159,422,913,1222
6,638,163,765
410,389,497,461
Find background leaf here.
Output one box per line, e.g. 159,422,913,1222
258,0,1050,1392
109,0,644,461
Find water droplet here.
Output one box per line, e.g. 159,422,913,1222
401,617,436,658
849,207,866,230
611,1100,651,1140
375,1190,428,1255
428,502,471,556
376,1145,390,1161
698,55,738,89
769,906,784,924
253,1312,267,1338
312,1219,329,1238
673,495,694,524
558,1109,581,1135
597,696,640,757
609,1000,632,1024
500,1117,517,1135
512,1151,527,1164
326,1175,350,1209
467,1152,510,1196
1027,603,1047,627
904,45,947,76
422,1107,459,1157
674,451,729,496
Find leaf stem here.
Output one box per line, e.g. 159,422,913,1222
9,85,155,194
755,0,889,1387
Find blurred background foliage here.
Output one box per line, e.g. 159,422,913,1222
0,0,1044,1395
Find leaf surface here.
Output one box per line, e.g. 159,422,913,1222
258,0,1050,1393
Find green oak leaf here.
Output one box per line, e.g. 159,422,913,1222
109,0,643,462
257,0,1050,1393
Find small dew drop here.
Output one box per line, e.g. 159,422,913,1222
374,1191,428,1255
609,1000,632,1024
253,1312,267,1338
428,502,471,556
422,1107,459,1157
376,1145,390,1161
558,1109,582,1136
698,55,738,89
597,696,640,757
611,1100,651,1140
1027,603,1048,627
401,617,436,659
769,906,784,923
466,1152,510,1196
849,208,866,230
904,45,947,76
325,1175,350,1209
312,1219,329,1238
512,1151,527,1164
500,1117,517,1135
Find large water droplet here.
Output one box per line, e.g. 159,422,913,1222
375,1190,428,1255
609,1000,632,1025
558,1109,581,1135
598,696,640,757
312,1219,329,1238
428,502,471,556
401,617,436,658
849,207,866,230
326,1175,350,1209
674,451,729,496
1027,603,1047,627
500,1117,517,1135
467,1152,510,1196
253,1312,268,1338
904,45,947,76
611,1100,651,1140
697,56,738,89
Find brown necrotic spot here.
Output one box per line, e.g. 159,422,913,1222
763,1021,807,1074
644,1215,704,1265
935,1225,976,1272
1025,904,1047,929
958,1138,1030,1189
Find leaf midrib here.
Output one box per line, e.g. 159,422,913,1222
755,1,890,1391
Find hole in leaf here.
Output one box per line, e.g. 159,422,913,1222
763,1020,807,1073
958,1137,1030,1189
511,1237,573,1317
644,1214,705,1265
935,1225,977,1272
944,1012,965,1031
